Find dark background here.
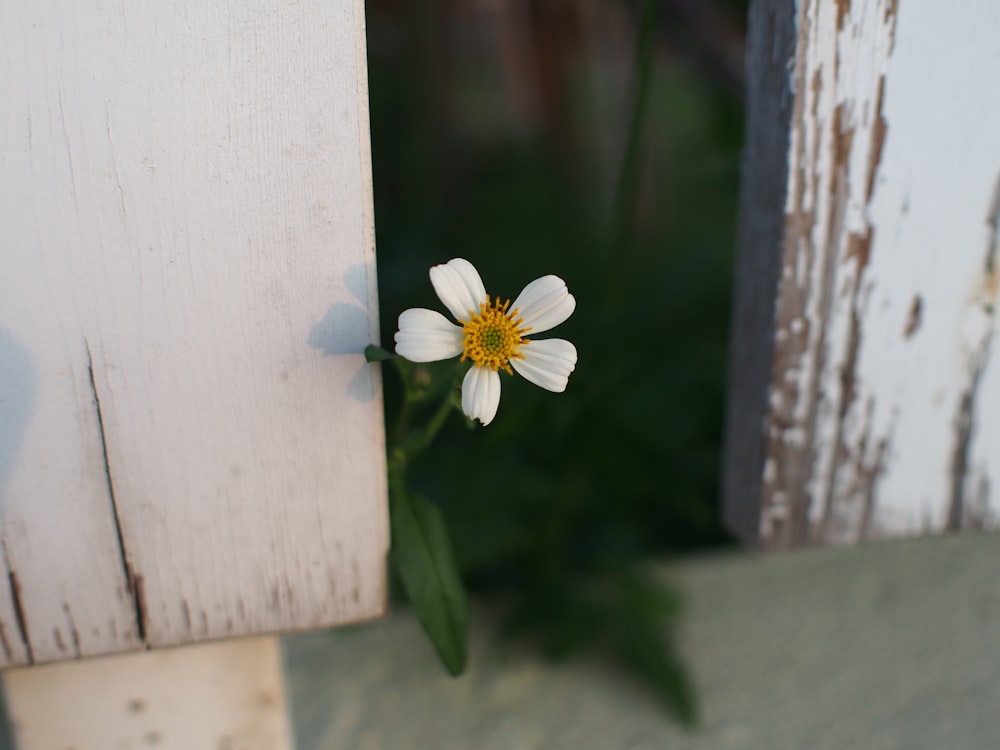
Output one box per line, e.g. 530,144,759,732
367,0,749,717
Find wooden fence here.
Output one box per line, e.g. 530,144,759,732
725,0,1000,547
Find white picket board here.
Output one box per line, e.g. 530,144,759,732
0,0,388,665
725,0,1000,547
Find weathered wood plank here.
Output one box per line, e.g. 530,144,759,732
0,0,387,663
725,0,1000,546
4,638,293,749
722,0,799,544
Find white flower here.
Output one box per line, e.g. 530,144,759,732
394,258,577,426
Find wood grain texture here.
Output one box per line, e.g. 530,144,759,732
0,0,388,665
726,0,1000,547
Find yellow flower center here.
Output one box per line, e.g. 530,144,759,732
460,297,529,375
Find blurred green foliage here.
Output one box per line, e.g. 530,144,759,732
367,0,746,722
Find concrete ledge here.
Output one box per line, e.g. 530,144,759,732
285,533,1000,749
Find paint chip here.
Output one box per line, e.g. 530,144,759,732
903,295,923,338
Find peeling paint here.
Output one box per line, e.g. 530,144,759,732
948,381,980,530
844,230,872,269
835,0,851,31
761,0,821,547
865,77,888,202
760,0,899,546
885,0,900,52
948,174,1000,530
903,295,923,338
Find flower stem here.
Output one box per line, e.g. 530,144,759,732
608,0,657,305
406,384,457,457
393,388,414,447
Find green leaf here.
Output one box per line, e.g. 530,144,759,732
613,571,697,726
365,344,395,362
618,620,697,726
390,488,469,675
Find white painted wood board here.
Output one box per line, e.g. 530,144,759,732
0,0,388,666
725,0,1000,547
3,637,293,749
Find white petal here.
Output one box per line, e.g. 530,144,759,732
429,258,489,322
511,338,577,392
461,365,501,426
510,275,576,334
394,308,464,362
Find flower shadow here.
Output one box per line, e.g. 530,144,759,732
307,263,380,403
